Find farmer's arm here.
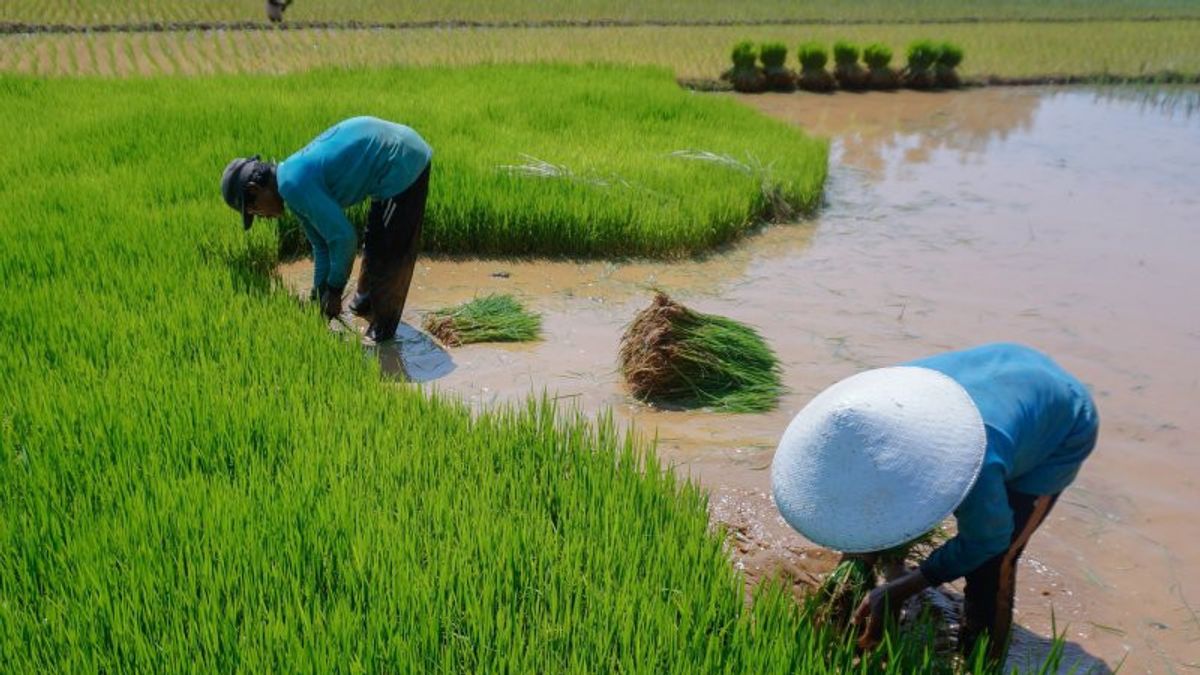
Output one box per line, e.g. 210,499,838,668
296,213,330,296
297,189,357,293
919,462,1013,586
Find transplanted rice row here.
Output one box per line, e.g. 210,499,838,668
424,294,542,347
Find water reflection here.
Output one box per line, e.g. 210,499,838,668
738,89,1043,175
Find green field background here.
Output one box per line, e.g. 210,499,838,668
4,0,1200,24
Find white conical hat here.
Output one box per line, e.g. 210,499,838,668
771,366,986,553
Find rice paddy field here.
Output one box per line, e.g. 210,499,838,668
3,0,1194,671
0,61,1013,672
3,21,1200,81
4,0,1200,24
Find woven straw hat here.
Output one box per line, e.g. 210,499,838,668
771,367,986,553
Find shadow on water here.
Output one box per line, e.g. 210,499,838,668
1008,625,1115,675
371,321,456,383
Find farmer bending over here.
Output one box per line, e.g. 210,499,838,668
221,116,433,341
771,342,1098,663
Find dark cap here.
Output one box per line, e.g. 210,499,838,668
221,155,261,230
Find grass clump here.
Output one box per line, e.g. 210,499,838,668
619,292,783,413
796,41,835,92
759,41,795,90
832,40,867,90
423,293,541,346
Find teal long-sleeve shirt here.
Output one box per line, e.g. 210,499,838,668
907,343,1099,585
277,116,433,291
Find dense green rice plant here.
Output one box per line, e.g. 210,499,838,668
423,294,541,346
618,292,783,412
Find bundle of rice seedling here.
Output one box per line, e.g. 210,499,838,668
618,292,783,412
726,40,766,93
832,40,867,90
816,556,877,629
863,42,900,90
759,41,795,91
904,39,942,89
935,41,965,88
796,42,835,92
422,294,541,347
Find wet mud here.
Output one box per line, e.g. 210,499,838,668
281,87,1200,672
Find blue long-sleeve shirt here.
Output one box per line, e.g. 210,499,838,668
277,116,433,291
907,343,1099,585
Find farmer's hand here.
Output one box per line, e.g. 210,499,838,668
853,586,890,650
321,286,344,319
852,569,931,650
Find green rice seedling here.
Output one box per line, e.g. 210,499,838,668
728,40,765,92
618,292,783,413
905,39,942,89
423,293,541,346
863,42,900,89
935,41,965,87
816,556,877,629
832,40,867,90
796,41,835,92
759,41,795,90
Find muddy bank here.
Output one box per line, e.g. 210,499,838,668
282,86,1200,672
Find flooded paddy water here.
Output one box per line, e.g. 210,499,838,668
281,87,1200,672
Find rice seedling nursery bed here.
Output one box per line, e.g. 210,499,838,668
0,63,1001,672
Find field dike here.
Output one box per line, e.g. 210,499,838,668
0,65,1036,670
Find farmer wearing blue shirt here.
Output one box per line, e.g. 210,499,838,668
220,116,433,341
771,343,1099,663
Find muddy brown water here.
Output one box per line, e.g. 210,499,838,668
280,87,1200,672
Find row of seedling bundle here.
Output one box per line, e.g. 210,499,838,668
725,39,964,93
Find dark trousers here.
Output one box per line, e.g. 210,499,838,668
960,488,1060,663
357,163,431,341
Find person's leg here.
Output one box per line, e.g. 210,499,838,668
350,199,387,318
368,164,431,341
960,490,1059,663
